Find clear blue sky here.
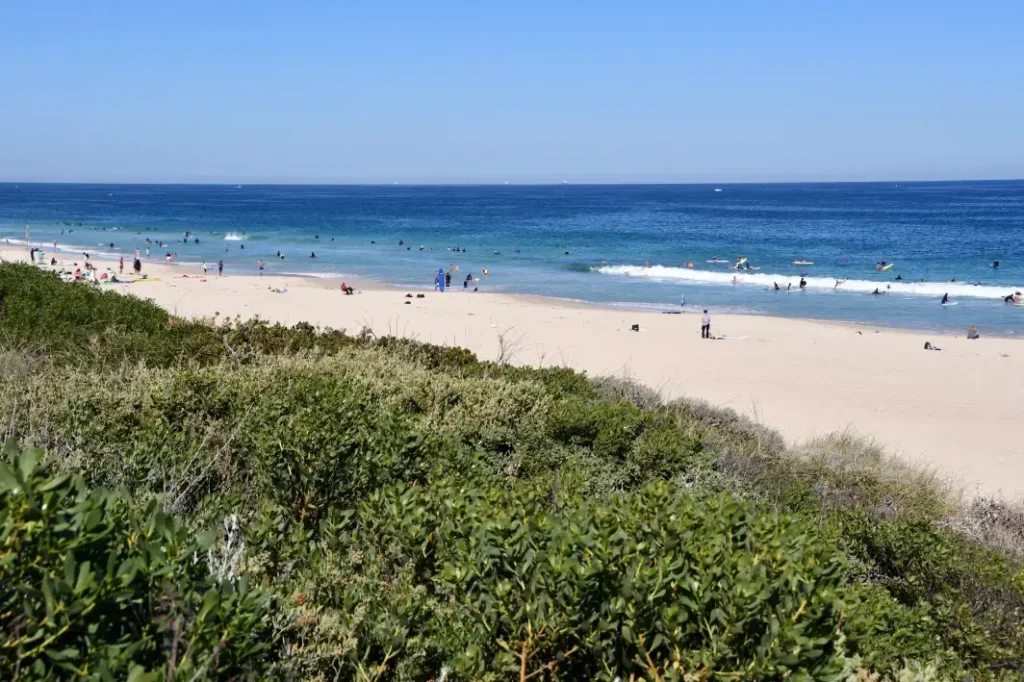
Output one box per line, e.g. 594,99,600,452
2,2,1022,183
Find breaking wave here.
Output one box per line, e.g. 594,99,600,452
593,264,1021,300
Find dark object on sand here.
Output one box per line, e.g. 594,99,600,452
630,324,640,332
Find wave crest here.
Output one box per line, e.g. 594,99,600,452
593,264,1021,300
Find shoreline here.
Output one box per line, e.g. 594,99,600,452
3,246,1023,500
8,235,1022,338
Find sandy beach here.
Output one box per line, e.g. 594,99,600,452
6,246,1023,500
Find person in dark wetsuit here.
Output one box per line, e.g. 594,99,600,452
941,293,949,305
799,277,807,290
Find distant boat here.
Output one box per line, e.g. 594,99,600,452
714,188,723,192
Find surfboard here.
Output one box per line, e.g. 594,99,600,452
941,302,959,306
793,260,814,265
880,263,894,271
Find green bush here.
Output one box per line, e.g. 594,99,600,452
0,449,273,680
2,262,1024,679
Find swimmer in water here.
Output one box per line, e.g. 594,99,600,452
941,293,949,305
872,288,883,295
773,282,780,290
993,260,1000,269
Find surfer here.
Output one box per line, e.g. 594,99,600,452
711,255,719,262
894,275,903,281
310,252,317,258
941,293,949,305
799,277,807,290
1004,292,1021,303
993,260,1000,269
773,282,780,291
872,288,883,295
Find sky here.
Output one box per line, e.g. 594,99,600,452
1,2,1022,184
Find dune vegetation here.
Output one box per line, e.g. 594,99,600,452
1,263,1022,681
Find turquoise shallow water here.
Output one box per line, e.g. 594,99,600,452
2,181,1023,334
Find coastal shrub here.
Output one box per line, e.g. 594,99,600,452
3,262,1024,678
837,510,1024,671
591,374,664,410
0,448,274,680
281,480,856,680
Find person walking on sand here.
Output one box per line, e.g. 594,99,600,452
258,259,264,276
119,256,124,274
218,259,224,276
701,310,711,339
202,261,208,276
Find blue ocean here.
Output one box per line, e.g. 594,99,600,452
2,182,1023,334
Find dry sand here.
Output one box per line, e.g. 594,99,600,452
6,247,1023,499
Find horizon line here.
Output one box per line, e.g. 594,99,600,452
2,177,1023,188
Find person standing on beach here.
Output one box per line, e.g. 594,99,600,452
701,310,711,339
202,261,208,275
119,256,124,274
218,259,224,276
258,259,264,276
445,271,451,289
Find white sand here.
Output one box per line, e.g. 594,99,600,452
6,247,1024,499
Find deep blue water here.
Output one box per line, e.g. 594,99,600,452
2,182,1024,334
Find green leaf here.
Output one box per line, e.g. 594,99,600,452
19,448,42,480
0,463,19,493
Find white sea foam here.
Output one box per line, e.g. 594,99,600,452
594,265,1021,300
224,232,247,241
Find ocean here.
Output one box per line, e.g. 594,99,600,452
2,181,1023,334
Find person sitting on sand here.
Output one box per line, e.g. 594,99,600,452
924,341,941,351
967,325,979,340
340,282,354,295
